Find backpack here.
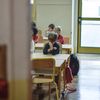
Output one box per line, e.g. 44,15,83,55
69,54,80,76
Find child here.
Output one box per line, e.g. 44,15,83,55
55,26,64,44
31,22,38,43
44,24,55,37
43,33,60,55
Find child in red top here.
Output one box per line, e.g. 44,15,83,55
55,26,64,44
31,22,38,43
44,24,55,37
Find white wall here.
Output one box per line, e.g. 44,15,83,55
35,0,72,37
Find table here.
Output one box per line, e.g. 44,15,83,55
43,36,48,42
31,53,69,67
34,43,72,54
31,53,69,97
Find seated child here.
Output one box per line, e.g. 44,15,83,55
43,33,60,55
31,22,38,43
44,24,55,37
55,26,64,44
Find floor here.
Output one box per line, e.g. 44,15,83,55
32,54,100,100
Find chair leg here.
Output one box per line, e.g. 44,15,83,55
49,83,51,100
54,82,59,100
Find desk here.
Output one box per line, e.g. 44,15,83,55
31,53,69,96
43,36,48,42
62,44,72,54
31,53,69,69
35,43,72,54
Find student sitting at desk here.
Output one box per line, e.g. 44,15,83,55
55,26,64,44
44,24,55,37
31,22,38,43
43,33,60,55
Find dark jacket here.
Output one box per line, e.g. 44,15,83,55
43,42,60,55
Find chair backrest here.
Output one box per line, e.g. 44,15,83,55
32,58,55,77
37,30,43,43
63,36,70,44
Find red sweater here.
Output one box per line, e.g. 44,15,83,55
57,34,64,44
32,35,38,43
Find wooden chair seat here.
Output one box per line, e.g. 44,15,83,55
32,77,53,83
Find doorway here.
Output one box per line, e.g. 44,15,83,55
77,0,100,53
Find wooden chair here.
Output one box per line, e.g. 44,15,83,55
37,29,43,43
63,36,70,44
32,58,59,100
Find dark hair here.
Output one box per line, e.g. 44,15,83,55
31,22,38,35
32,22,36,28
48,33,57,42
48,24,55,30
32,27,38,35
69,54,80,76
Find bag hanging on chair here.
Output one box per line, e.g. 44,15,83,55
69,54,80,76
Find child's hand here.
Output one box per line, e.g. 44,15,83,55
49,42,53,49
48,42,53,52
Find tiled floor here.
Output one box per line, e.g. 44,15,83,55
32,54,100,100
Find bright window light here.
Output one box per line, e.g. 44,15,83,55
30,0,34,4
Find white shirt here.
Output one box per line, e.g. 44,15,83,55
31,40,35,53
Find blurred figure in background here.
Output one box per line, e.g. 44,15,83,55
44,24,55,37
55,26,64,44
31,22,38,53
31,21,39,43
37,29,43,43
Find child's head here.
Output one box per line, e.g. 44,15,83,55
55,27,61,35
48,24,55,31
32,27,38,36
32,21,36,28
31,21,38,36
48,33,57,43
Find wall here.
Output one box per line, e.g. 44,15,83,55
0,0,31,100
35,0,72,37
72,0,78,53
